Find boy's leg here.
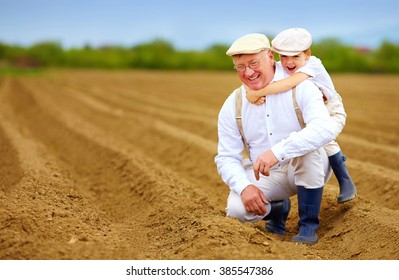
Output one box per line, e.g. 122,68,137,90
328,148,357,203
326,92,347,137
325,94,356,202
325,141,357,203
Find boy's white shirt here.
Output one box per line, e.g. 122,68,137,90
279,55,337,101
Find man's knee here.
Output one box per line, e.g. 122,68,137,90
291,148,330,188
226,194,264,223
226,204,248,223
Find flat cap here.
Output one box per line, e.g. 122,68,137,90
226,33,270,56
271,28,312,56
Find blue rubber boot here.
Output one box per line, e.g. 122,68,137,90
292,186,323,245
329,151,357,203
263,199,291,235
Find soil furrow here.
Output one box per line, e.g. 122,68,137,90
11,77,293,259
1,71,398,260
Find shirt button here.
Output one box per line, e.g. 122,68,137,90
267,114,269,117
270,132,272,135
282,157,285,160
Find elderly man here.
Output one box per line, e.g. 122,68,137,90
214,33,336,244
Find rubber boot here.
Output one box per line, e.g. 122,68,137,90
292,186,323,245
329,151,357,203
262,199,291,235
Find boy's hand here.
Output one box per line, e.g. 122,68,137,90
245,85,265,105
254,96,265,105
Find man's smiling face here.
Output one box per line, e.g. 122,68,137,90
233,50,275,90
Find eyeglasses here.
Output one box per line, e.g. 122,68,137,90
234,55,267,72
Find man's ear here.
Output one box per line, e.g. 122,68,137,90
268,50,275,65
268,50,275,59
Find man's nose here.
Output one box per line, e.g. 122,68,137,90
244,66,255,76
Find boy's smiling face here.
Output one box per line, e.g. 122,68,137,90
279,50,311,76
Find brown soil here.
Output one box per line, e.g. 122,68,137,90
0,70,398,260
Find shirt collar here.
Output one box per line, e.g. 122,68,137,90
271,62,286,83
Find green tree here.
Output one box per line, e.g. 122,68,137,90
373,41,399,72
1,37,399,73
130,39,176,69
27,41,64,66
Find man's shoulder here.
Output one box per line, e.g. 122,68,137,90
220,85,243,110
297,79,319,89
295,79,322,97
229,85,244,100
223,85,242,99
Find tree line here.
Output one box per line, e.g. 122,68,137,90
0,38,398,73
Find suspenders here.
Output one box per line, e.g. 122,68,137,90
235,88,250,159
291,86,306,129
235,86,305,159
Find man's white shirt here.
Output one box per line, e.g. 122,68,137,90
215,63,336,195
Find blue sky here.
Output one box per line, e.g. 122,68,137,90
1,0,398,50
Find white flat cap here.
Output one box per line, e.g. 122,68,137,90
226,33,270,56
271,28,312,56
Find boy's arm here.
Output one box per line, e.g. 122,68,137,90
246,72,310,104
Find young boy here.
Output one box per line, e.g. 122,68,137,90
246,28,356,203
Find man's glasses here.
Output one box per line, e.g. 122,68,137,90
234,55,267,72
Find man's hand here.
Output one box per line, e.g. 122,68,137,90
241,185,269,216
253,150,278,180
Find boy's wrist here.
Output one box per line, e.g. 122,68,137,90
256,89,265,98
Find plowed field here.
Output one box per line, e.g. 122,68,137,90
1,70,398,260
